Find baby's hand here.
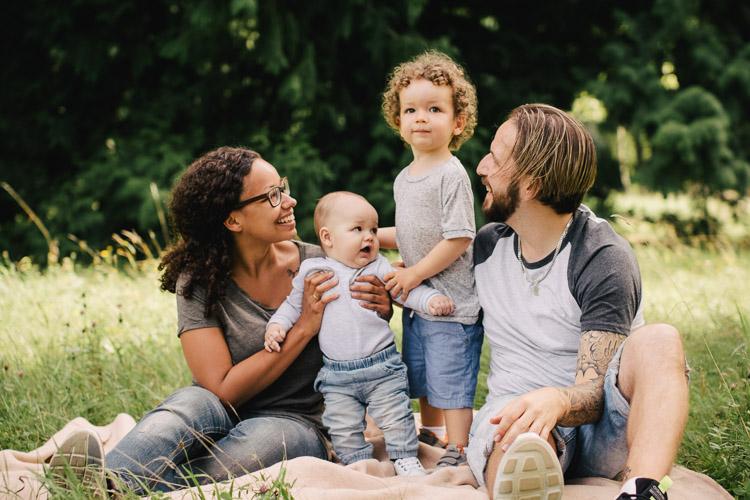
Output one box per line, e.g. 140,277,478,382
383,266,423,302
427,295,455,316
264,324,288,352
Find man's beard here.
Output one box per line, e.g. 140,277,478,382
482,179,520,223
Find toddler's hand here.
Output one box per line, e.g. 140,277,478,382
264,324,287,352
427,295,454,316
383,266,423,302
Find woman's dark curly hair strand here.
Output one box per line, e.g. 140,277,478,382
159,147,260,316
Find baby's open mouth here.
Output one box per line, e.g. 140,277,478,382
360,245,371,253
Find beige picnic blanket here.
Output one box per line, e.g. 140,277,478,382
1,413,731,499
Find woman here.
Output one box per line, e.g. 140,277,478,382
51,147,392,494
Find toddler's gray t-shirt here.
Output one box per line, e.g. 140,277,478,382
394,155,480,324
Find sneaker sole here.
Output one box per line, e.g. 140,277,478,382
491,432,563,500
49,430,106,496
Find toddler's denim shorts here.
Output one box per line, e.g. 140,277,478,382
402,310,483,409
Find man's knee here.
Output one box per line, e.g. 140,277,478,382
619,324,686,398
628,323,684,358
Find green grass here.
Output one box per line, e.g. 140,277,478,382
634,245,750,499
44,457,294,499
0,260,186,450
1,244,749,498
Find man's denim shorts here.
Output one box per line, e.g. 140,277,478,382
402,310,484,409
466,342,631,485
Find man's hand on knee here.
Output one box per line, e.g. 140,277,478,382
489,387,568,451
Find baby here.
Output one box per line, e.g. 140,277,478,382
265,191,453,476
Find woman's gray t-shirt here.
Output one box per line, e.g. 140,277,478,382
175,240,326,436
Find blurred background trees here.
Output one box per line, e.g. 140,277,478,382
1,0,749,260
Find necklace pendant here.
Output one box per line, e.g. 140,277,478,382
532,284,539,296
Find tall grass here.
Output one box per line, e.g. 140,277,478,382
0,259,187,448
1,244,749,497
635,245,750,499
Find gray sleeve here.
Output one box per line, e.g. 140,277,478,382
404,285,441,314
440,169,476,240
176,279,221,336
570,243,642,336
374,256,440,313
267,262,309,332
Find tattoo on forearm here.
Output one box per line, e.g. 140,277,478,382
557,330,625,427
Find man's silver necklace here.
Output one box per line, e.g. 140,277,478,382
516,214,574,296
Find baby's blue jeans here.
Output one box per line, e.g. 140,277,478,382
314,343,418,464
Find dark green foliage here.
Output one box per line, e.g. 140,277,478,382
644,86,749,194
587,1,750,198
1,1,748,260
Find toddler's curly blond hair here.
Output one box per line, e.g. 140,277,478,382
382,51,477,151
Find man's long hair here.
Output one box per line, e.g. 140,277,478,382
508,104,597,213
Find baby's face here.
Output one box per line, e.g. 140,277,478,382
321,198,380,268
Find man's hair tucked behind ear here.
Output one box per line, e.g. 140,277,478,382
382,50,478,150
508,104,597,214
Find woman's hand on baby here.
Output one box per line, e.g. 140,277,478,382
264,324,287,352
383,266,423,302
427,295,455,316
350,274,393,320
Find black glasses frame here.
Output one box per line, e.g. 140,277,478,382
235,177,289,209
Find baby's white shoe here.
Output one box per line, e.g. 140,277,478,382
393,456,427,476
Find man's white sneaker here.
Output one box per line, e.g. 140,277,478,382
492,432,563,500
393,456,427,476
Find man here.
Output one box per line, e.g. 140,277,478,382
467,104,689,500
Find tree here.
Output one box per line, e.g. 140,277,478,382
1,0,748,260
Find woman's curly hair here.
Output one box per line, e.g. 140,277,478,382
382,50,478,151
159,146,259,316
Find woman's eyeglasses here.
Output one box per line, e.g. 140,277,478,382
235,177,290,209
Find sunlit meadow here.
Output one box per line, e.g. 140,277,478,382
1,231,749,497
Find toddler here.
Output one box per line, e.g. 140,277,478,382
378,50,482,466
265,191,454,476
